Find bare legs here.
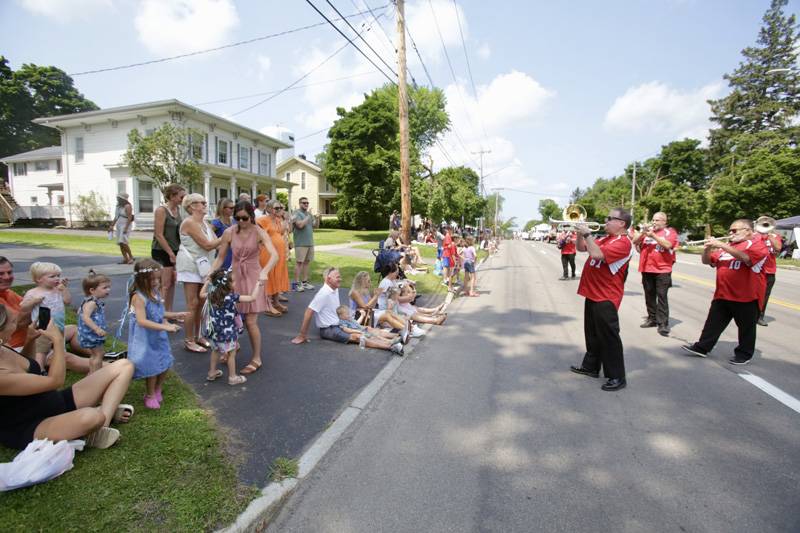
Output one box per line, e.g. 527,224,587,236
244,313,261,367
161,267,177,312
183,282,204,349
88,346,104,374
118,243,134,264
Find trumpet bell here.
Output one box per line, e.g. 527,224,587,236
755,216,776,234
563,204,587,222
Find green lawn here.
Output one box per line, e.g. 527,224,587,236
312,229,387,246
1,286,257,531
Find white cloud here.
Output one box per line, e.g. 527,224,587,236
19,0,111,20
406,0,465,66
256,54,271,80
604,81,723,142
134,0,239,56
477,43,491,60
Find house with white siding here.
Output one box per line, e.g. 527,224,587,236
1,99,294,228
277,155,338,217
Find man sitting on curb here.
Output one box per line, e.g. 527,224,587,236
291,267,404,355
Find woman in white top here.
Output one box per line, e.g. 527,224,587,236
176,193,221,353
109,193,134,264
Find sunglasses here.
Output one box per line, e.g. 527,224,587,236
223,205,234,210
274,207,284,211
300,202,309,205
728,227,746,234
605,216,624,222
234,215,251,222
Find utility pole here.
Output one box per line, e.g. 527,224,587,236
396,0,412,244
472,148,491,234
630,161,636,229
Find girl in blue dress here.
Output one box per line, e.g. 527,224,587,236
78,269,112,374
200,269,263,385
127,259,188,409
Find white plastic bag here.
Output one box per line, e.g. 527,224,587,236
0,439,76,491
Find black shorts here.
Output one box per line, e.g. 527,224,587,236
0,387,77,449
151,248,176,267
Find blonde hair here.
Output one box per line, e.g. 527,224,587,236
336,305,350,318
351,271,371,294
182,193,206,214
30,262,61,283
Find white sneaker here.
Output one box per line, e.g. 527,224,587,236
400,326,410,344
390,342,404,356
85,426,120,449
410,325,426,338
302,281,315,290
295,283,305,292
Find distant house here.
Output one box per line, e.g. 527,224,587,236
277,155,337,217
0,99,294,228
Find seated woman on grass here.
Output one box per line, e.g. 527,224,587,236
0,304,135,450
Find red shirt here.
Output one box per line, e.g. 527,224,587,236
709,238,768,306
560,232,576,255
760,233,782,275
577,234,633,309
638,227,678,273
0,289,27,348
442,234,456,258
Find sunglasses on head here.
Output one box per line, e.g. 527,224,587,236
234,215,250,222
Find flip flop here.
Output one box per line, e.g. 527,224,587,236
228,375,247,386
113,404,134,424
184,341,207,353
264,309,282,317
196,338,211,349
206,369,224,381
240,362,262,375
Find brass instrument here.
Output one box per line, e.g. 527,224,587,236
755,216,776,234
683,235,733,246
549,204,602,232
636,223,652,233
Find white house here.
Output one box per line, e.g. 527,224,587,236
277,155,338,217
0,146,66,221
1,99,294,228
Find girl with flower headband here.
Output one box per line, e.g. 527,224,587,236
126,259,189,409
200,268,264,385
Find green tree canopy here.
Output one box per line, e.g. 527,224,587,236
123,123,204,193
322,83,449,229
483,192,504,231
428,166,485,227
538,198,561,222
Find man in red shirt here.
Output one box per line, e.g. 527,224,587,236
682,219,768,365
569,208,633,391
558,230,577,280
757,229,782,326
441,227,457,291
632,212,678,336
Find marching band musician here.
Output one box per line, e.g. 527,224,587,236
569,208,634,391
631,212,678,336
682,219,768,365
557,229,577,280
757,222,782,326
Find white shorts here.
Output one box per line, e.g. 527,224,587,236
372,309,386,326
177,271,203,284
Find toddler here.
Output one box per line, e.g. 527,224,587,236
78,269,112,373
20,262,70,368
336,305,404,355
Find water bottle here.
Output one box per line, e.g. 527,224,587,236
359,335,366,350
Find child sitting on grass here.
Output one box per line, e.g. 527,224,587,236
77,269,112,374
336,305,404,355
20,262,70,369
200,269,264,385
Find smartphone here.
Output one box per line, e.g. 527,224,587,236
37,306,51,330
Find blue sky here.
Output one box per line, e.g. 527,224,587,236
3,0,797,224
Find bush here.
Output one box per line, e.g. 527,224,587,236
74,191,110,226
319,216,340,229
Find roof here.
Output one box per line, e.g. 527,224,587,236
276,155,322,173
775,215,800,229
32,99,292,149
0,146,62,163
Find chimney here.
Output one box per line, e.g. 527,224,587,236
298,154,306,160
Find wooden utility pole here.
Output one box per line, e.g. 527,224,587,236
396,0,411,243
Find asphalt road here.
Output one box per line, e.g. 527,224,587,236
268,240,800,533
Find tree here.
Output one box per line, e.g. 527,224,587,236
707,0,800,165
483,192,504,232
123,123,204,193
523,219,541,232
322,84,449,229
538,198,561,222
0,56,98,181
427,166,485,226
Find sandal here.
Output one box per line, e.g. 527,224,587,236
240,361,262,375
184,340,207,353
274,303,288,313
113,404,134,424
278,295,289,303
196,338,211,349
264,309,282,317
228,375,247,386
85,426,120,449
206,369,223,381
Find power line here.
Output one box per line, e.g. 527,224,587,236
194,71,377,106
350,0,397,58
296,127,330,140
325,0,398,78
304,0,397,86
68,4,390,76
452,0,489,143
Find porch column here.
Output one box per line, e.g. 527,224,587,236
230,175,237,200
271,182,276,200
251,181,257,200
203,171,211,202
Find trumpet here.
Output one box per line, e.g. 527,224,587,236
549,204,602,232
683,235,733,246
755,216,776,234
636,223,652,233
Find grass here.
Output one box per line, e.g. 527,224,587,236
1,287,257,531
269,457,299,482
311,228,387,246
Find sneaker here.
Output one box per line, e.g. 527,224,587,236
85,426,120,449
640,320,657,328
410,325,426,338
681,344,707,358
103,350,127,360
657,326,670,337
302,281,315,290
729,357,751,365
143,394,160,409
295,283,305,292
400,326,410,344
757,317,768,327
558,276,568,281
390,342,404,356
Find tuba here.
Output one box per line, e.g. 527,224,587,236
755,216,776,234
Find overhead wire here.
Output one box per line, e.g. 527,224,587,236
452,0,489,144
324,0,398,78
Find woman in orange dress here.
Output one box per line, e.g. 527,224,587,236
257,200,290,315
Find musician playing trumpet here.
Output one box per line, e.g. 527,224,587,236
756,217,782,326
631,212,678,336
682,219,768,365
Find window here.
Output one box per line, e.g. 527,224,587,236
30,196,38,205
56,159,62,174
285,171,291,181
34,161,49,171
75,137,84,163
325,180,330,192
138,180,154,213
57,195,65,206
217,139,228,165
188,133,203,161
259,151,271,176
239,145,249,170
13,163,27,176
117,180,126,194
301,172,306,190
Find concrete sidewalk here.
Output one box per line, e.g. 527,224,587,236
0,243,443,487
